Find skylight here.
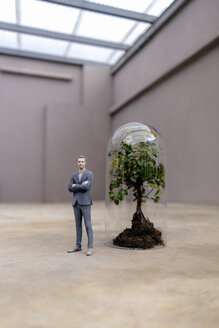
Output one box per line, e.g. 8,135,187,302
0,0,177,66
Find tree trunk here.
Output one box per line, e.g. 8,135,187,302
136,187,142,214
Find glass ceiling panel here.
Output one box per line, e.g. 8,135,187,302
20,0,80,34
21,34,68,56
0,0,178,66
147,0,175,16
108,50,125,66
0,0,16,23
67,42,125,64
76,11,137,43
0,30,17,48
124,23,150,46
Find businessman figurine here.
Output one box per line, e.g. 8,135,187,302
67,155,94,256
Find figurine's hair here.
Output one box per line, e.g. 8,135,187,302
78,155,86,161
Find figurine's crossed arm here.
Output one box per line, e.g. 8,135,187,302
72,181,88,187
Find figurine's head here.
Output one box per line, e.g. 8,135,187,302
78,155,86,170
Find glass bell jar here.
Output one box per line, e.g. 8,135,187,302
105,122,167,250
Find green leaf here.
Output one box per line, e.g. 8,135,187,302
154,189,160,197
109,192,115,200
114,199,119,205
151,130,157,138
117,192,123,201
148,183,156,187
108,140,165,206
109,183,114,191
108,149,117,157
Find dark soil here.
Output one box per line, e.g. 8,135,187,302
113,210,164,249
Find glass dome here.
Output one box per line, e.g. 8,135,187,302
105,122,167,249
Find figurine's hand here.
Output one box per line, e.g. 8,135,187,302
82,181,88,185
72,184,76,187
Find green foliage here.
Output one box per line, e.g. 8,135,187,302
108,140,165,208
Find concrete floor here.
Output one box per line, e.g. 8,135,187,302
0,202,219,328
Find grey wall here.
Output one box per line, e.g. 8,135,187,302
110,0,219,204
0,0,218,204
0,55,112,202
112,0,219,106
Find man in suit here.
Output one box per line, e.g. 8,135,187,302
67,155,94,256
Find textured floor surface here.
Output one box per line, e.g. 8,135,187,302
0,202,219,328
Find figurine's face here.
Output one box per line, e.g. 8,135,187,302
78,158,86,170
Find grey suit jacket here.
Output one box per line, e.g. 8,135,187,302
68,169,93,206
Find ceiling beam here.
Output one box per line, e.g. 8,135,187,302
0,47,111,66
15,0,22,48
0,22,129,51
39,0,157,23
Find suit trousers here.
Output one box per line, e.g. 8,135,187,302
73,202,93,249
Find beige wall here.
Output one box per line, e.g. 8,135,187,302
0,55,112,202
110,0,219,204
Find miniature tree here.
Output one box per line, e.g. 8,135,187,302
108,138,165,249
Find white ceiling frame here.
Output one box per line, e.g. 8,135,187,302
0,22,130,51
39,0,157,23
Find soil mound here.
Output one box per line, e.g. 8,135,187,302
113,211,164,249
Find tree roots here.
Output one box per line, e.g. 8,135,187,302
113,211,164,249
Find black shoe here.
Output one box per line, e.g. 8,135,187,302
67,246,82,253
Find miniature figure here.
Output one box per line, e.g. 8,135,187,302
67,156,93,256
